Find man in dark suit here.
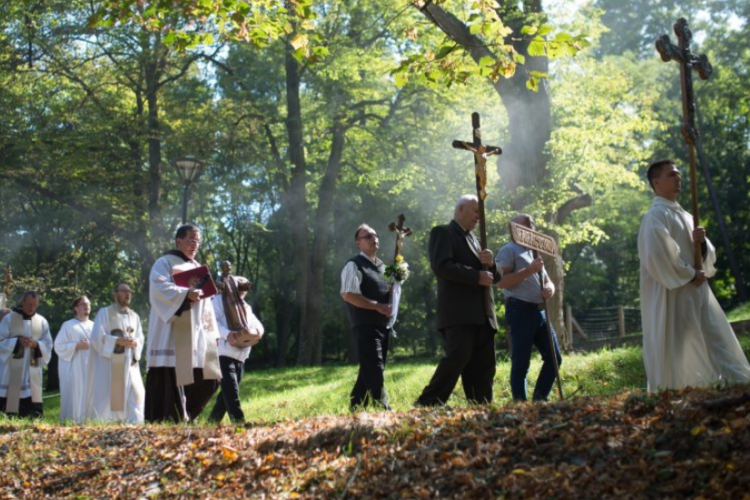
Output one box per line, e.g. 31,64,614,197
416,195,503,406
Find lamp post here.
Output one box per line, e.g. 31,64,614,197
173,157,204,223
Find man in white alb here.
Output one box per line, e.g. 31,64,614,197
0,291,53,418
145,224,221,422
54,295,94,423
87,283,145,423
638,158,750,392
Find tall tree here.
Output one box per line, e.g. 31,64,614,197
404,1,589,348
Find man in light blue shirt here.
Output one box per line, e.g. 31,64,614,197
495,214,561,401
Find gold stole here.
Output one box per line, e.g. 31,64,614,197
6,312,43,413
170,260,198,386
166,257,221,385
108,305,137,412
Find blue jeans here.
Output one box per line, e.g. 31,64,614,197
506,298,562,401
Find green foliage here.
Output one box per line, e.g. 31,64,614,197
90,0,318,55
727,303,750,322
592,0,750,307
391,1,588,91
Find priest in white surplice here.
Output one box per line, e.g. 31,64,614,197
0,291,53,418
638,159,750,392
54,295,93,423
145,224,221,422
87,283,145,423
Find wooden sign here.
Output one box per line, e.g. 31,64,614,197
509,222,557,257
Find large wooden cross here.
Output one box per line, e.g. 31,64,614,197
388,213,413,261
452,112,502,250
656,18,713,269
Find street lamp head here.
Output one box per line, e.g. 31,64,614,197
173,157,204,185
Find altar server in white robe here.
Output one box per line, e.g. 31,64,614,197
0,291,53,418
638,159,750,392
54,295,93,423
145,224,221,423
87,283,145,423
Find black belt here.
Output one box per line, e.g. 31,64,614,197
506,297,545,310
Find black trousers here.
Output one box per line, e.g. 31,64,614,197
416,321,496,406
144,367,219,423
0,397,43,418
350,324,391,410
209,356,245,423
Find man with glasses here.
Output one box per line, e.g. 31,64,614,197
87,283,145,422
341,224,393,411
145,224,221,422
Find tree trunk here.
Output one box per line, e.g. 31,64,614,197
418,1,551,192
144,34,163,227
283,40,312,366
274,289,294,367
543,252,570,351
305,122,347,365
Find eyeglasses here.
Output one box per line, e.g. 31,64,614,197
181,238,202,245
358,233,378,241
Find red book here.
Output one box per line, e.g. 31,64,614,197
172,265,218,299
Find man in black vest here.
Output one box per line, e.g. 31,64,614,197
416,195,502,407
341,223,393,411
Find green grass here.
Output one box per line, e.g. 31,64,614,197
22,335,750,426
727,302,750,322
187,335,750,424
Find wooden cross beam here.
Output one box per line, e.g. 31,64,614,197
451,112,502,250
656,18,712,268
388,213,413,261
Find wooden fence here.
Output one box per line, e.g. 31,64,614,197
565,305,749,351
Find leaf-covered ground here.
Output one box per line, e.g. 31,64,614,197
2,385,750,499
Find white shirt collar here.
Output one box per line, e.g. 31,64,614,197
358,251,381,266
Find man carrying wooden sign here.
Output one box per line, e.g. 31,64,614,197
496,214,563,401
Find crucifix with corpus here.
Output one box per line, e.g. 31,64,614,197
452,112,502,252
388,214,413,261
656,18,712,269
385,213,413,331
452,112,502,315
